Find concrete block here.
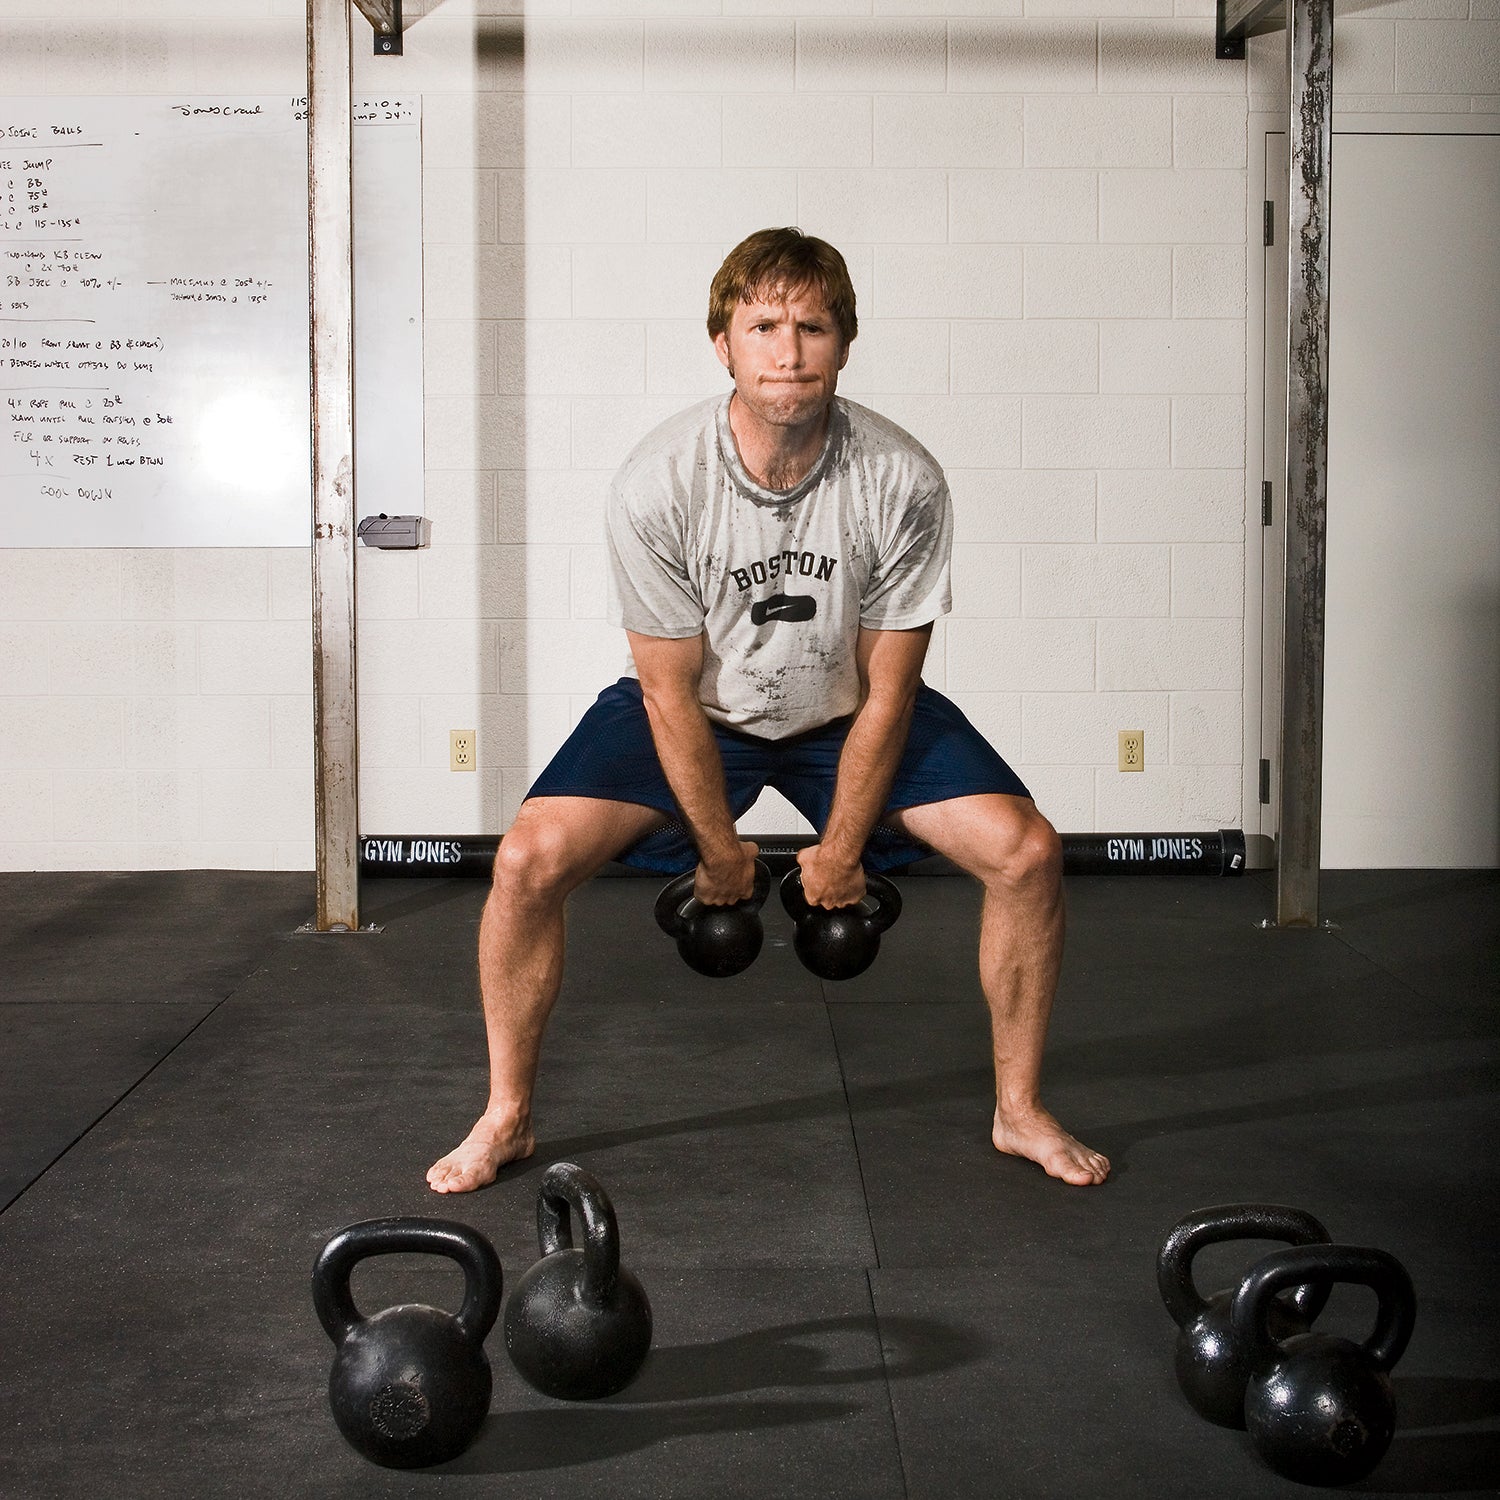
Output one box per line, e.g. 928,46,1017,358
497,470,612,546
1025,244,1172,319
169,550,271,620
1097,617,1242,690
426,396,573,471
1021,691,1169,765
571,545,609,620
647,18,794,91
1023,395,1172,468
0,771,52,843
417,693,572,772
839,321,951,397
737,787,814,836
421,91,566,172
874,95,1023,169
1023,544,1170,617
355,551,422,622
797,18,948,91
523,170,647,243
0,551,119,620
950,543,1022,617
647,323,731,397
1028,0,1171,12
1397,19,1500,92
798,170,948,244
573,94,722,169
1169,690,1242,765
47,623,132,696
950,170,1098,244
0,624,50,694
1101,170,1245,244
945,692,1023,760
197,621,310,696
724,94,871,167
574,243,728,318
951,321,1097,395
349,15,480,94
134,770,202,843
1099,18,1244,93
1094,763,1242,828
121,552,173,622
200,769,313,843
1173,244,1246,319
359,764,499,834
424,471,497,548
947,618,1095,692
496,321,646,397
358,619,502,697
425,320,497,399
1171,542,1244,617
572,396,694,469
1172,394,1246,470
873,394,1022,468
351,694,421,771
52,770,137,843
124,697,271,772
499,618,632,695
422,169,497,245
1024,95,1172,169
873,245,1023,319
270,548,314,618
1098,468,1244,541
1328,19,1397,93
950,19,1099,92
1173,95,1248,170
947,469,1097,544
521,18,644,92
1100,319,1245,394
424,245,572,322
647,169,799,243
132,624,199,696
1017,764,1094,831
872,0,1021,12
419,544,572,621
0,697,123,770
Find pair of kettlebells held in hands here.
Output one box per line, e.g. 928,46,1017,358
654,858,903,981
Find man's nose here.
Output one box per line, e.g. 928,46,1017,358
774,330,804,367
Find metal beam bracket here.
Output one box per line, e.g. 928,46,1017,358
353,0,402,56
1218,0,1286,58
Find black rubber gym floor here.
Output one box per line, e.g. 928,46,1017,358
1,867,1496,1497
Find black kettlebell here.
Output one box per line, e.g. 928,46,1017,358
654,858,771,978
1234,1243,1416,1487
311,1217,503,1469
1156,1202,1332,1427
779,866,902,981
504,1161,652,1400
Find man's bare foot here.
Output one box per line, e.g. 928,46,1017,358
427,1111,536,1194
993,1105,1110,1186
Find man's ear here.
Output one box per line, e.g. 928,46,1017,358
838,337,852,372
712,330,732,372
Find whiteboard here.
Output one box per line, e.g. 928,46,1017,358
0,96,422,547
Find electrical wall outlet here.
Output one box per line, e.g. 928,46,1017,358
1118,730,1145,772
450,729,476,772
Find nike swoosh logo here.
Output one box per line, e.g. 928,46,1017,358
751,594,817,625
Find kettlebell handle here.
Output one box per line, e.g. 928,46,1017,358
654,859,771,939
779,868,903,932
536,1161,624,1309
1231,1243,1417,1373
1157,1203,1332,1327
311,1216,504,1346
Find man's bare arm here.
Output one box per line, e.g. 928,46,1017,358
628,629,759,905
799,624,932,908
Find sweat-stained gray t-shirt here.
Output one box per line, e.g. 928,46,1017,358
605,393,953,739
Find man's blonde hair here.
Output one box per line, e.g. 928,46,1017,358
707,227,858,347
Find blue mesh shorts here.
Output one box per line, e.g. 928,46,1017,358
525,677,1031,874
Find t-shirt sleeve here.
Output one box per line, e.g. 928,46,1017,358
858,479,954,630
604,469,705,639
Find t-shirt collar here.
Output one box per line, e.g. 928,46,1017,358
715,393,845,507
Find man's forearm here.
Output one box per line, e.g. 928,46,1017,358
640,691,742,866
820,693,916,868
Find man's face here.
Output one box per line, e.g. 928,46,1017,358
713,286,850,431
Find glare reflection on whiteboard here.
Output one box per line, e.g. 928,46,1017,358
197,393,306,499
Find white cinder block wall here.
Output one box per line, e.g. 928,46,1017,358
1,1,1497,870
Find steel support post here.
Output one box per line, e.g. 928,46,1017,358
1276,0,1334,926
307,0,360,930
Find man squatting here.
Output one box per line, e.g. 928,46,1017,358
429,227,1110,1193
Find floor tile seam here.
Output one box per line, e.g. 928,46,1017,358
865,1265,912,1500
0,994,229,1219
1324,925,1468,1006
822,992,884,1273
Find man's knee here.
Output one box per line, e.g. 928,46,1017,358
490,804,584,904
983,802,1062,893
